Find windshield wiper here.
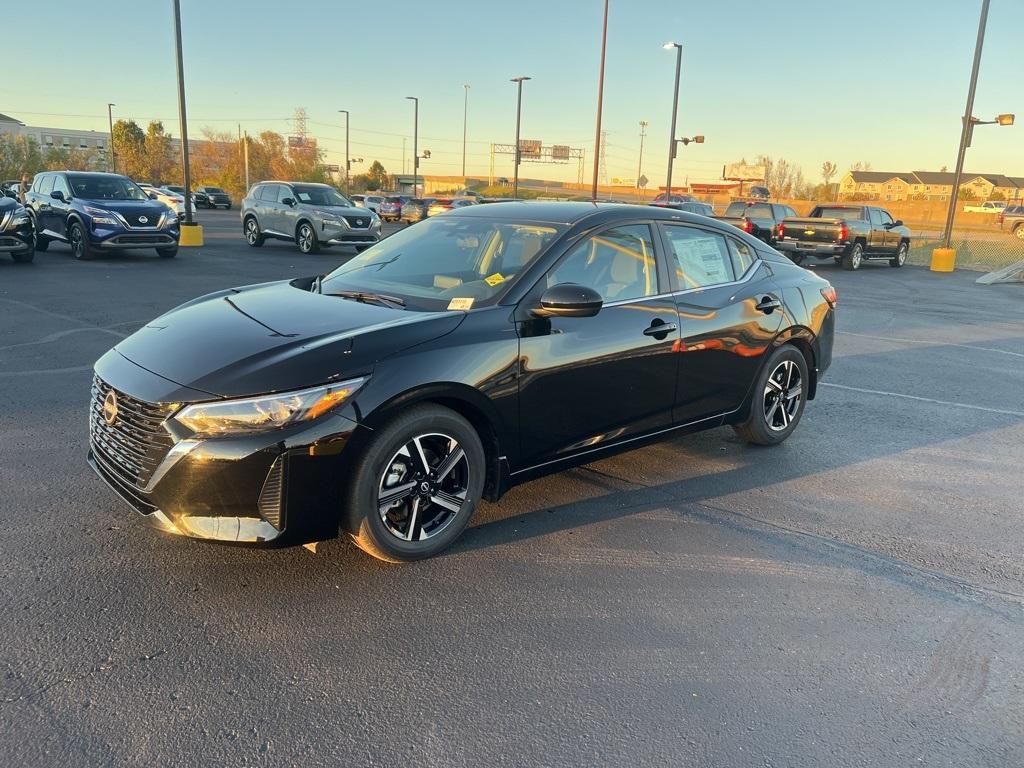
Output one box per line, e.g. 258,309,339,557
326,290,406,309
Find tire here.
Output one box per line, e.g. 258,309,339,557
344,404,486,563
296,221,319,254
68,221,93,260
1014,223,1024,241
156,247,178,258
11,248,34,263
789,252,805,266
243,216,264,247
889,240,908,268
733,345,809,446
841,241,864,271
225,203,232,210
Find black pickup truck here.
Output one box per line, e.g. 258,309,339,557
716,201,797,244
776,204,912,270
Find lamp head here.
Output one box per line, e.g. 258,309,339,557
997,113,1015,126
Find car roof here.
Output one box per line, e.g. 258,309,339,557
447,200,693,224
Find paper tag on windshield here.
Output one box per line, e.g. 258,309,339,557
447,298,474,311
484,273,506,287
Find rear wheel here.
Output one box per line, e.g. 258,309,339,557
243,216,264,247
1014,223,1024,240
69,221,92,260
296,221,319,254
733,345,809,446
889,240,908,268
344,405,485,562
841,241,864,271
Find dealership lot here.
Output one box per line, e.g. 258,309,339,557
1,209,1022,766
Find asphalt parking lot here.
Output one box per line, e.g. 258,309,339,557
2,209,1023,767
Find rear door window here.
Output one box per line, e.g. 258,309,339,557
663,225,736,290
38,174,55,195
52,175,72,198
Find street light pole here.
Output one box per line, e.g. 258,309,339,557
462,84,470,178
338,110,350,194
663,42,682,198
106,103,116,173
405,97,418,197
941,0,990,249
510,76,530,199
590,0,609,201
171,0,194,226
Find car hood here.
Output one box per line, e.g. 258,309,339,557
79,198,170,216
0,196,23,213
299,204,369,217
115,279,464,399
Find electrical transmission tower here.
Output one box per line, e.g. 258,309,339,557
293,107,308,141
598,130,609,186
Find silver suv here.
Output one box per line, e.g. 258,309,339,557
241,181,382,254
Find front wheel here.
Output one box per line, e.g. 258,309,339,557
1014,224,1024,241
296,222,319,254
344,404,486,562
841,241,863,271
69,221,93,260
156,247,177,258
733,345,809,446
11,248,34,263
889,241,908,268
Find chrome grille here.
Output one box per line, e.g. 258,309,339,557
0,211,10,231
343,215,370,229
89,376,176,489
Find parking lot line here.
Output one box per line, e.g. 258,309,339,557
821,382,1024,417
837,330,1024,358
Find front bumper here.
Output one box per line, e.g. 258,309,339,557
90,220,180,250
88,355,365,547
320,219,381,246
776,241,848,258
0,230,33,252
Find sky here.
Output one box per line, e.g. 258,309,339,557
4,0,1022,186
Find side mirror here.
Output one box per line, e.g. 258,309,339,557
281,197,296,207
891,220,903,227
50,190,65,201
532,283,603,318
147,192,158,200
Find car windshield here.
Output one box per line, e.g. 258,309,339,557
320,216,565,311
290,185,352,207
207,187,225,194
366,196,383,203
69,175,150,201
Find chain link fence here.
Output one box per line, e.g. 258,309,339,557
907,226,1024,272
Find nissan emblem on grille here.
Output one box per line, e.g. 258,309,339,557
357,219,364,225
138,216,149,224
103,390,119,426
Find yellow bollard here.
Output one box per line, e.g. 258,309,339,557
930,247,956,272
179,223,204,247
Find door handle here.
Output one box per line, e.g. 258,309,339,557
755,296,781,314
643,321,678,338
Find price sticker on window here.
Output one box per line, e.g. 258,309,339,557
447,298,474,311
484,273,506,287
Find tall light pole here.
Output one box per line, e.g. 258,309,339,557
462,84,470,178
590,0,610,201
637,120,648,196
405,96,418,197
663,42,682,198
510,76,531,199
106,103,116,173
172,0,194,227
338,109,350,194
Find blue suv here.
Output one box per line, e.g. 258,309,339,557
26,171,180,259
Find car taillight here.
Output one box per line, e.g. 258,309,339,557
777,222,785,239
838,223,849,241
742,218,754,233
820,286,837,308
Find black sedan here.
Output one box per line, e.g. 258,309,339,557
88,203,836,561
0,194,35,261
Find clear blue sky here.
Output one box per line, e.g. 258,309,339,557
5,0,1021,185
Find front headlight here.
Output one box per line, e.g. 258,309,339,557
321,217,343,228
84,205,120,227
9,211,30,227
171,377,366,438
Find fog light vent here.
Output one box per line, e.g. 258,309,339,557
258,457,285,530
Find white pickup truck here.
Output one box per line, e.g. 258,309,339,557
963,201,1007,213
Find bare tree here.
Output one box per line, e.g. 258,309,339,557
851,160,872,171
821,161,837,201
756,155,810,198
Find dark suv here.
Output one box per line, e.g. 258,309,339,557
0,193,35,262
194,185,232,209
379,195,410,222
26,172,180,260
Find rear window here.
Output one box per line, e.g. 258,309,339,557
814,207,864,219
385,197,402,203
724,202,749,216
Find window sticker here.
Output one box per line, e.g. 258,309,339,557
297,192,312,202
484,273,506,287
674,236,730,285
447,298,474,311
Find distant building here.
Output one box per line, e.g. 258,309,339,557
0,112,109,157
839,169,1023,202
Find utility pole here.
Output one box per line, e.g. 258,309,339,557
107,103,116,173
462,84,470,178
405,97,419,197
338,110,351,194
510,76,531,199
663,42,682,197
941,0,990,249
243,131,249,191
172,0,194,226
591,0,609,201
637,120,648,195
